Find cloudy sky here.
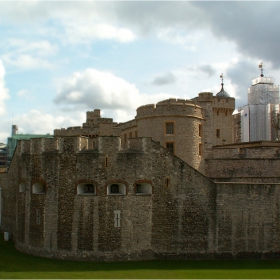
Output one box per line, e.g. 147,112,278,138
1,1,280,143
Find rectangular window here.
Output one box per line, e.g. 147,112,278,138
85,184,95,193
166,142,174,153
135,130,138,137
36,210,41,225
114,210,121,227
165,177,170,188
216,129,220,138
136,184,141,193
129,132,132,138
199,143,202,156
166,122,174,134
111,184,119,193
124,133,127,146
199,124,202,137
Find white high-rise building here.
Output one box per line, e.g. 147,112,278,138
239,64,280,142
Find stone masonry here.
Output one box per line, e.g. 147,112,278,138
2,92,280,261
1,134,280,261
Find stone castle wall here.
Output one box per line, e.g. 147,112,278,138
3,136,280,261
216,182,280,255
205,143,280,182
3,136,217,261
118,120,138,149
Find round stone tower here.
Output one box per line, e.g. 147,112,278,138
135,98,205,171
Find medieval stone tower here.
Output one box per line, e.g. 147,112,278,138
120,99,204,172
193,76,235,159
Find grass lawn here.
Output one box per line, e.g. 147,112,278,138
1,237,280,279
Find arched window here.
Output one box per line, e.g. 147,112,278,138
32,182,45,194
107,183,126,195
19,182,27,193
135,183,152,195
77,183,96,195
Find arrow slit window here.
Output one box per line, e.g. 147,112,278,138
114,210,121,227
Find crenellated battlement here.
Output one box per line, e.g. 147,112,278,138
19,137,58,155
85,109,115,124
54,109,118,137
211,141,280,159
136,98,204,119
212,96,235,109
193,92,235,109
196,92,213,102
17,136,153,156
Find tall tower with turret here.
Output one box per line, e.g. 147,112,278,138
193,74,235,157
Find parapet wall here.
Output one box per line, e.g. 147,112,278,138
193,92,235,109
17,136,152,156
54,122,118,137
136,99,204,120
211,144,280,159
205,144,280,182
54,127,85,136
212,96,235,109
118,119,137,130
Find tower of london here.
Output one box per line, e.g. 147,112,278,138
1,78,280,262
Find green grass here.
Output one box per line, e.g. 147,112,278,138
1,238,280,279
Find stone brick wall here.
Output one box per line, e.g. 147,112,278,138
3,135,280,261
4,136,218,261
118,119,138,149
216,183,280,256
1,148,18,238
205,143,280,182
211,97,235,145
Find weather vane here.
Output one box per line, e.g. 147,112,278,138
220,73,224,88
259,62,264,77
220,73,224,83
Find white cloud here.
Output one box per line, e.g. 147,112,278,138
3,54,53,69
54,68,172,114
63,22,136,44
6,39,57,56
2,39,56,69
8,109,85,136
0,60,10,116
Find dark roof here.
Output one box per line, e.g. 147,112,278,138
216,83,230,98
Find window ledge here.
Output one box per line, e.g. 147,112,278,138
108,193,126,196
77,193,96,195
135,193,152,196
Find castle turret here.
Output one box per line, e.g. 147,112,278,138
193,74,235,155
133,98,205,172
